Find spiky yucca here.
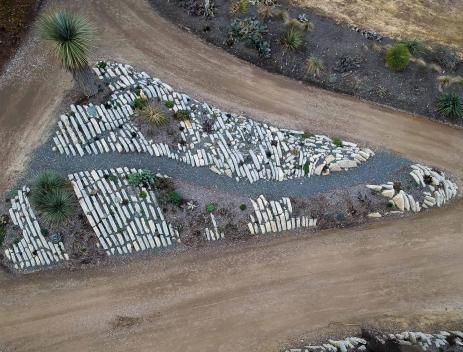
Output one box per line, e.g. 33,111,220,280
283,28,303,50
435,93,463,118
38,10,98,96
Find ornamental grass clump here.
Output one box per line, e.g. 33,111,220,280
435,93,463,118
38,10,98,96
283,28,303,50
128,170,156,188
385,43,410,72
30,171,74,224
305,56,324,78
143,104,168,126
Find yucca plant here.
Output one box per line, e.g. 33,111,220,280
31,171,65,209
38,10,98,97
398,39,426,57
283,28,303,50
435,93,463,118
305,56,324,78
39,189,74,224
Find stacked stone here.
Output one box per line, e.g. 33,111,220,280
247,195,317,235
4,186,68,270
204,213,224,241
49,63,374,183
366,164,458,216
69,168,179,256
286,330,463,352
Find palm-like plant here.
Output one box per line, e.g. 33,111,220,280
38,10,98,97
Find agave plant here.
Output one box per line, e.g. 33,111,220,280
38,10,98,97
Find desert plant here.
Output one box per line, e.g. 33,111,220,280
168,191,182,205
437,75,463,91
97,61,107,70
257,3,274,19
275,9,289,23
143,104,168,125
283,28,303,50
38,10,97,97
31,171,65,204
303,161,310,175
230,18,271,58
128,170,156,188
435,93,463,118
332,137,343,147
426,44,459,71
139,191,147,200
230,0,249,14
175,110,190,121
398,39,426,57
39,189,74,224
385,43,410,71
131,97,148,110
165,100,174,109
239,204,247,211
305,56,324,78
206,202,217,213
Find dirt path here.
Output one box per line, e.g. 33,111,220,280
0,0,462,351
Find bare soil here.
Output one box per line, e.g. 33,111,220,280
0,0,462,350
0,0,41,74
148,0,463,126
290,0,463,51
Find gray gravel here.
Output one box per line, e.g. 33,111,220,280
13,136,411,200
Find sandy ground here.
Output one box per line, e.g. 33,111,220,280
0,0,462,351
291,0,463,50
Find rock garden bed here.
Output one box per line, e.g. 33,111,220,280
148,0,463,126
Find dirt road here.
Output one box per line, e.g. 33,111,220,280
0,0,462,351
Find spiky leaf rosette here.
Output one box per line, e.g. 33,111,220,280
38,10,95,72
40,189,74,224
435,93,463,118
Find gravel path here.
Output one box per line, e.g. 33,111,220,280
18,137,411,199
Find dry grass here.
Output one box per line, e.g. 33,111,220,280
291,0,463,52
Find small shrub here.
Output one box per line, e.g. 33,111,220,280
230,18,271,58
385,43,410,72
97,61,107,70
398,39,426,57
239,204,247,211
283,28,303,50
206,202,217,213
139,191,147,200
154,177,175,192
426,44,459,71
165,100,174,109
303,161,311,175
305,56,325,78
121,199,129,206
108,175,118,183
175,110,190,121
168,191,182,205
132,97,148,110
31,171,66,210
302,132,313,139
143,104,168,125
435,93,463,118
332,137,343,147
275,9,289,22
202,119,214,133
230,0,249,14
257,3,274,19
128,170,156,188
437,75,463,91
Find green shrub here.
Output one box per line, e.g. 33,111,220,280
283,28,303,50
128,170,156,188
174,110,190,121
139,191,147,200
385,43,410,71
305,56,324,77
165,100,174,109
168,191,182,205
435,93,463,118
239,204,247,211
132,97,148,110
302,132,313,139
30,171,66,210
303,161,310,175
38,189,74,224
206,202,217,213
398,39,426,57
230,18,271,58
97,61,107,70
108,175,118,183
332,137,343,147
